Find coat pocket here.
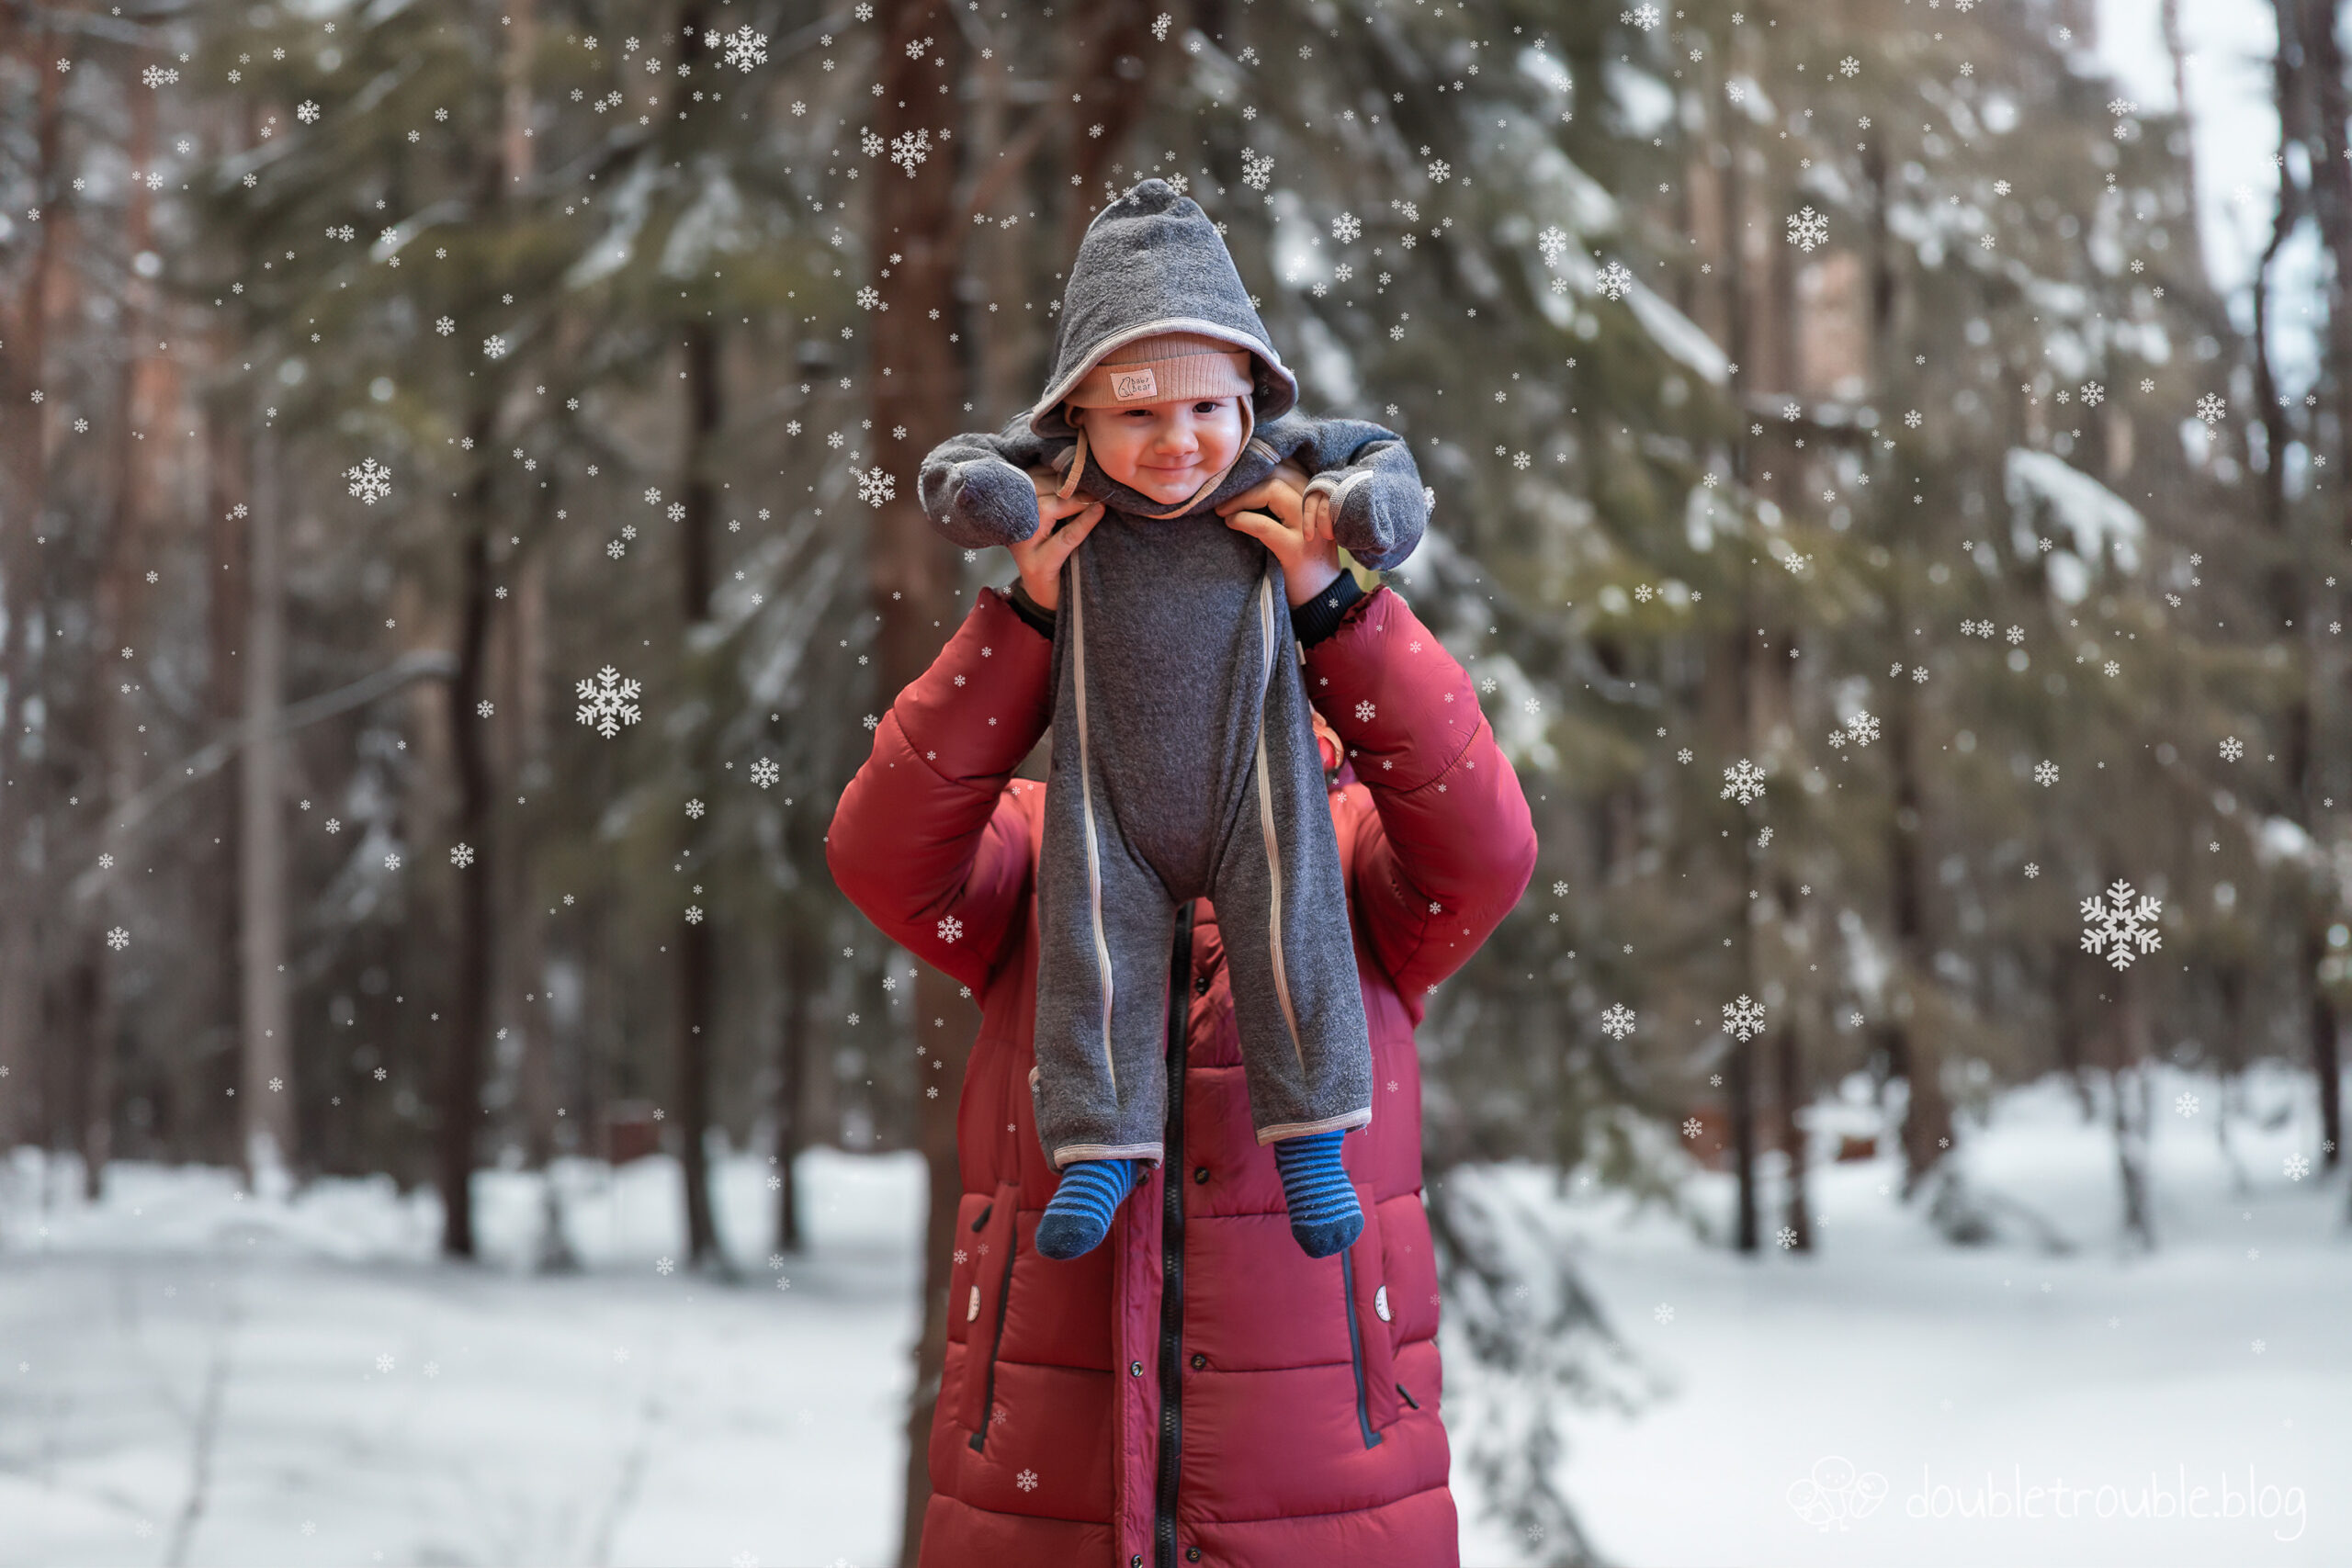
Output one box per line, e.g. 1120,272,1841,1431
1340,1179,1399,1443
956,1179,1023,1451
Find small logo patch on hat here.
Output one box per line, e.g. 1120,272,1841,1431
1110,367,1159,400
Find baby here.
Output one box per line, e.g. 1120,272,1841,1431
917,179,1428,1260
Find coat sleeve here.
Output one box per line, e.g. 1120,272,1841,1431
824,587,1054,993
916,413,1057,552
1301,583,1538,1024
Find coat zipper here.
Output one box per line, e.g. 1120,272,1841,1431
1152,899,1196,1568
967,1202,1017,1454
1340,1249,1385,1450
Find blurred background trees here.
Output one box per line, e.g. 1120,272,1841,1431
2,0,2346,1562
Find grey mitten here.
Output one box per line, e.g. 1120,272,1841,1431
919,451,1042,550
1307,458,1428,574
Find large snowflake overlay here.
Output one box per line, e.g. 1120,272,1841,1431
2080,879,2162,970
1600,1003,1637,1040
1785,206,1829,252
857,466,897,508
1723,994,1767,1042
889,128,931,177
346,457,392,505
719,24,767,72
1721,758,1768,805
1595,260,1634,300
575,666,644,739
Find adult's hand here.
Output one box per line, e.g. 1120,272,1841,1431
1217,460,1343,607
1007,468,1104,613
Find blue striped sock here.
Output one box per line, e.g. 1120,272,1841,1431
1273,1130,1363,1258
1036,1156,1144,1259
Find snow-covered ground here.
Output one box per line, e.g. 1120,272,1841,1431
2,1061,2344,1567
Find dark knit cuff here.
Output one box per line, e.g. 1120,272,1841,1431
1003,579,1057,639
1290,570,1366,648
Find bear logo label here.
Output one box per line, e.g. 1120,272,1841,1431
1111,367,1159,400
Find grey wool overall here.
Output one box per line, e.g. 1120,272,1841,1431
915,179,1430,1172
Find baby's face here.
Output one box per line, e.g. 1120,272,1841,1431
1075,396,1246,505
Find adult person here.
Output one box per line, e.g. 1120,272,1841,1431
827,463,1537,1566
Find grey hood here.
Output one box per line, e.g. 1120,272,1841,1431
1027,179,1300,444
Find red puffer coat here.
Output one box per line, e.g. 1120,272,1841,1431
826,581,1537,1567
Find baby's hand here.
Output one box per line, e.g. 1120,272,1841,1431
1218,462,1343,607
1006,468,1103,614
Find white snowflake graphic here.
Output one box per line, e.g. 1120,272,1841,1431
2079,879,2162,971
1600,1003,1636,1040
1681,1116,1704,1139
1785,206,1828,253
2285,1154,2311,1180
575,666,644,739
750,757,780,789
1332,211,1362,243
2194,392,2226,426
1595,260,1634,300
890,128,932,177
937,915,965,944
2175,1092,2199,1116
857,467,897,508
1844,712,1879,747
106,927,130,952
2080,381,2105,408
1723,994,1767,1041
449,842,475,868
2218,737,2243,761
1353,699,1376,722
720,24,767,72
1240,149,1274,191
1776,1225,1798,1249
346,457,392,505
1014,1467,1039,1492
2032,760,2059,786
1721,758,1767,805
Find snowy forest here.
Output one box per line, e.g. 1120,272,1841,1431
2,0,2347,1563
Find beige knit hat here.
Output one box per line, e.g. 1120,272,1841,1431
1062,330,1256,410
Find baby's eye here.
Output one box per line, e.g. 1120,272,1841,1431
1194,401,1222,414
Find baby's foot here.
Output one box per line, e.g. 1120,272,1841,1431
1272,1129,1363,1258
1035,1156,1145,1259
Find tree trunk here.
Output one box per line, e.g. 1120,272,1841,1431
204,386,251,1170
775,908,818,1254
872,3,976,1560
239,420,295,1185
438,401,500,1258
0,0,72,1156
1054,4,1158,257
76,52,172,1200
2110,967,2155,1250
675,304,728,1272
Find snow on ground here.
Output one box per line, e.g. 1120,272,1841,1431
0,1149,918,1568
2,1060,2345,1567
